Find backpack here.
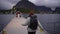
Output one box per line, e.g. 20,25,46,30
28,15,38,30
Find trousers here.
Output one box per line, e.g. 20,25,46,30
28,32,36,34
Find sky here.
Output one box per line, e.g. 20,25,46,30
0,0,60,10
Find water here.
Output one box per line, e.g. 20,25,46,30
36,14,60,34
0,14,60,34
0,14,15,32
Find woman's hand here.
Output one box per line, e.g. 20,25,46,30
21,24,27,26
40,28,44,32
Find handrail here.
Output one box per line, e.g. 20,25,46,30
38,20,50,34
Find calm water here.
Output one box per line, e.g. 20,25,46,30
0,14,60,34
0,14,15,32
36,14,60,34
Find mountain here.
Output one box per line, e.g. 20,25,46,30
14,0,52,12
35,6,52,11
53,7,60,14
55,7,60,11
14,0,35,10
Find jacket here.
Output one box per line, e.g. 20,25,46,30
22,17,44,32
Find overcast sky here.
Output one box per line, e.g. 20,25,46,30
0,0,60,10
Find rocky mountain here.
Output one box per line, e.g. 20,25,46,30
35,6,52,11
14,0,35,9
14,0,52,12
55,7,60,11
53,7,60,14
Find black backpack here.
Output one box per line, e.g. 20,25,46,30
28,15,38,30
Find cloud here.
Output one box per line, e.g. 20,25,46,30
0,0,14,10
0,0,20,10
5,0,21,5
29,0,60,8
0,0,60,10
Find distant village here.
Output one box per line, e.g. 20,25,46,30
0,0,60,14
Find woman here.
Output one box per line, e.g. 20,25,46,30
22,11,48,34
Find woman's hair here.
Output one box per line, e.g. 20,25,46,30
29,11,34,15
